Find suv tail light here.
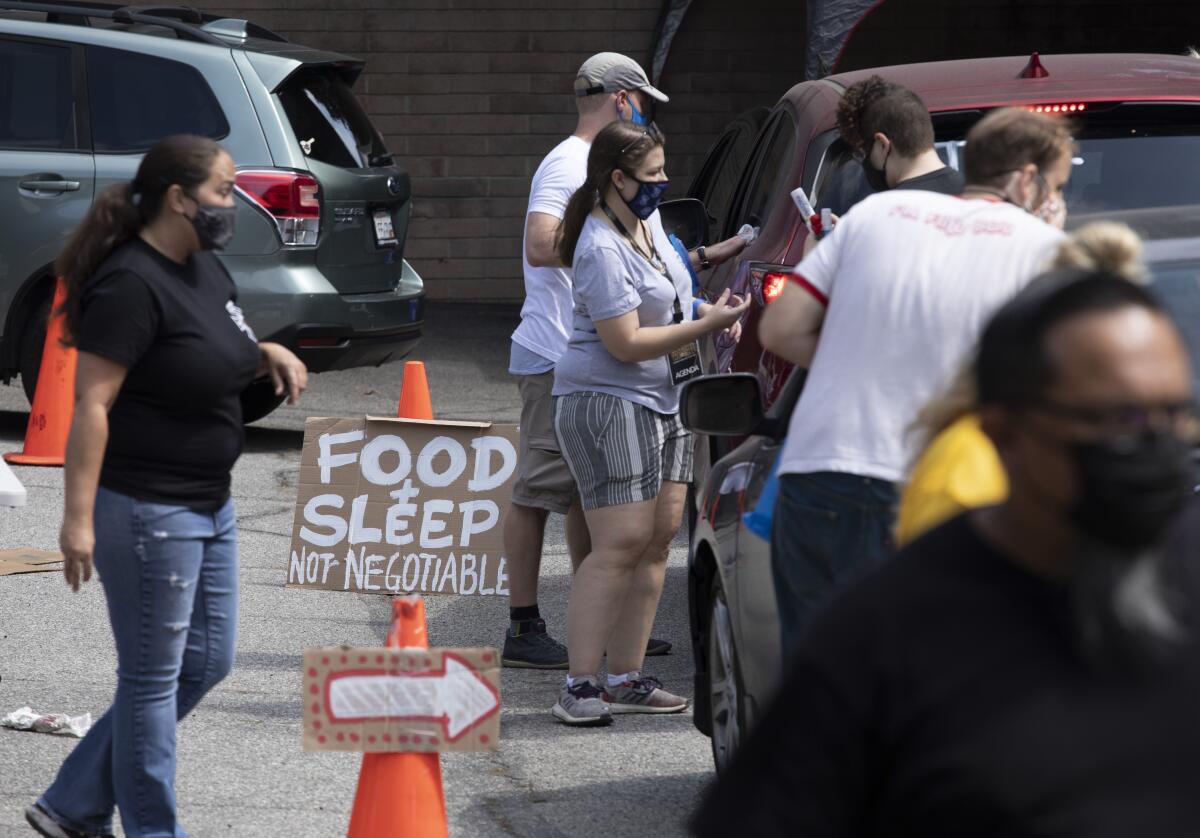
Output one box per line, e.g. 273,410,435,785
748,263,794,307
236,170,320,246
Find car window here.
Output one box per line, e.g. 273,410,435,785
278,69,390,168
0,39,76,151
86,46,228,152
733,114,797,234
811,138,872,216
690,110,769,243
1145,256,1200,396
690,133,736,242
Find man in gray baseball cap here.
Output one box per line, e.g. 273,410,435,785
574,51,669,127
502,52,672,668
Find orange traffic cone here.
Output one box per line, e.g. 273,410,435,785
5,280,76,467
397,360,434,420
346,596,448,838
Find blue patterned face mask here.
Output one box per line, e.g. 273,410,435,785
622,177,669,220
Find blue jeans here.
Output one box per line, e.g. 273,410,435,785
771,472,897,662
39,487,238,838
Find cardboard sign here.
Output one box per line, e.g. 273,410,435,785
303,646,500,752
287,417,519,597
0,548,62,577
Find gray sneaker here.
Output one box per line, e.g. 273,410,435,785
551,677,613,727
603,675,689,714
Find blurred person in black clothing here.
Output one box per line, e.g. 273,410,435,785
694,271,1200,838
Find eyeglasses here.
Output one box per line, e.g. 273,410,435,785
619,123,663,156
1031,399,1200,443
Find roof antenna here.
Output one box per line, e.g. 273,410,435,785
1019,52,1050,79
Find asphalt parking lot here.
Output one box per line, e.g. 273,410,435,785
0,301,713,837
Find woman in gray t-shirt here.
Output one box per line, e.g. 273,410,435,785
549,121,748,726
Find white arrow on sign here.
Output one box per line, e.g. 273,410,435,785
327,653,500,740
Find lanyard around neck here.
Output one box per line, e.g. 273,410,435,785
600,199,682,323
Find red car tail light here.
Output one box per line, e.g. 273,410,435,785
236,170,320,246
762,272,789,304
748,263,795,307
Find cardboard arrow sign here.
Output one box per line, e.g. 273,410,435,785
303,646,500,753
327,653,498,740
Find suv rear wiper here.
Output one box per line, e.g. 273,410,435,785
368,152,394,167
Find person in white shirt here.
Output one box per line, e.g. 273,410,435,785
504,54,748,669
502,53,670,668
759,107,1074,660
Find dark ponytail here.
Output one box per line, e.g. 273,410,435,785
57,134,224,344
556,121,666,266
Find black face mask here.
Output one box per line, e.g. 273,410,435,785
187,196,237,251
861,143,891,193
1069,431,1195,552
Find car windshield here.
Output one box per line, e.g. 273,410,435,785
813,103,1200,218
278,68,390,168
810,103,1200,395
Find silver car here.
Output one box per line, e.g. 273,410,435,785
0,1,424,420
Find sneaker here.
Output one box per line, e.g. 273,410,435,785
24,804,113,838
503,618,569,669
551,677,613,727
603,675,689,714
646,636,672,656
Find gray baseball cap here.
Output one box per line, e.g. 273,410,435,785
574,52,669,103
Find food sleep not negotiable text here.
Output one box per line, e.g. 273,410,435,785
287,417,521,597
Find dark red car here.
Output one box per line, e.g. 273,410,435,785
678,52,1200,771
689,52,1200,405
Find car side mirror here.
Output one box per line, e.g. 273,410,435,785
659,198,710,249
680,373,765,436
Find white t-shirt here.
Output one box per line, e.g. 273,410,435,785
777,191,1066,484
511,135,591,364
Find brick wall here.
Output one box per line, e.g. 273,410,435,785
204,0,806,300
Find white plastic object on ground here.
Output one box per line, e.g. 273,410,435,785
1,706,92,738
0,458,26,507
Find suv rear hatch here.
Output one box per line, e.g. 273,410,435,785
272,63,411,295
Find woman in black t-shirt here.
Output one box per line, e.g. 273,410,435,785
26,136,307,838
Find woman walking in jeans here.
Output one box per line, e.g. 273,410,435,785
26,136,306,838
550,121,748,726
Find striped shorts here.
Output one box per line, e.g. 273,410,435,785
554,391,694,511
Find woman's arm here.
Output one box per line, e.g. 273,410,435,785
257,341,309,405
60,352,128,592
594,289,749,363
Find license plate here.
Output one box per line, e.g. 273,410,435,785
373,208,397,246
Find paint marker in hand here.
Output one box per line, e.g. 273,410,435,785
790,187,824,239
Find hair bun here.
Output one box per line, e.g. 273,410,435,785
1053,221,1147,284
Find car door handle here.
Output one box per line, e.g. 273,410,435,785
19,179,81,193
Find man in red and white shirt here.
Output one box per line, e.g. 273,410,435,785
760,107,1073,660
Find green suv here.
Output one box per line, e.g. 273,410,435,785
0,0,424,421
